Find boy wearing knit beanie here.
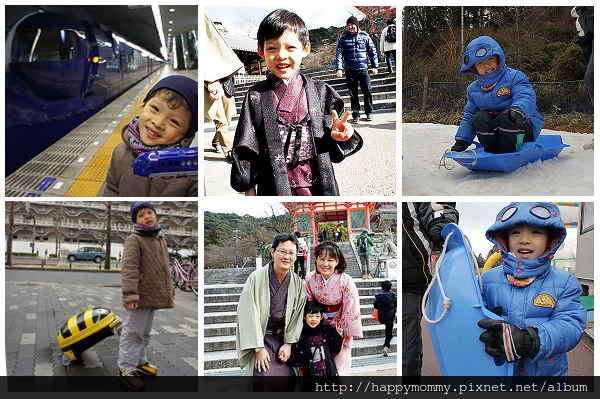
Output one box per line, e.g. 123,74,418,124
103,75,198,196
118,201,174,389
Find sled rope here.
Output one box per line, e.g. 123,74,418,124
439,149,478,170
422,231,453,324
439,149,455,170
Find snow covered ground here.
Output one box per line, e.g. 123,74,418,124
402,123,594,196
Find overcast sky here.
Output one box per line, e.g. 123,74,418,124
205,6,364,38
203,198,287,218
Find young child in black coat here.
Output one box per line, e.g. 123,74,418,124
374,280,397,356
290,300,343,391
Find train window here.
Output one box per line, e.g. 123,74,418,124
13,28,79,63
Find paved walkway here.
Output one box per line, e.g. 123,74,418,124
204,109,396,196
4,273,198,379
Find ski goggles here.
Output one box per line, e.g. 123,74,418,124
463,47,490,65
500,204,553,222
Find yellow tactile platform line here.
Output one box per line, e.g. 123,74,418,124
64,76,162,197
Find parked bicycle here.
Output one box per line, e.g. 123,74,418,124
170,248,198,297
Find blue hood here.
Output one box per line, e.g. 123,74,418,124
460,36,507,88
486,202,566,279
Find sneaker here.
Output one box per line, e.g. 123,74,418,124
366,114,373,122
350,118,360,124
362,275,367,280
118,368,144,390
383,347,389,357
367,274,373,280
137,362,158,376
212,142,221,153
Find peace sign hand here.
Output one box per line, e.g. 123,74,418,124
331,110,354,142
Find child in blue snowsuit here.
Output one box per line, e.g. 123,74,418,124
478,202,586,377
451,36,545,154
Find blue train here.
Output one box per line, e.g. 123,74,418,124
5,12,165,176
133,148,198,179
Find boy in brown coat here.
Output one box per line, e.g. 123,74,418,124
118,201,174,390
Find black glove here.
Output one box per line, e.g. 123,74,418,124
502,106,525,126
478,318,539,362
450,140,470,152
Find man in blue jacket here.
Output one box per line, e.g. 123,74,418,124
336,16,379,123
451,36,544,154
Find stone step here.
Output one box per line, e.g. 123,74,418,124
204,306,386,326
205,310,237,325
205,301,239,313
233,89,396,109
202,291,385,306
203,331,397,354
204,337,397,370
203,284,243,296
231,97,395,121
203,278,394,290
203,312,385,328
203,353,397,376
234,76,397,101
204,300,381,315
203,322,396,345
203,305,385,325
233,64,396,91
203,293,241,304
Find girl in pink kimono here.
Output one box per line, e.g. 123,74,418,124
305,242,363,375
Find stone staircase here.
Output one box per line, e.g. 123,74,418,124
231,63,396,121
203,277,397,375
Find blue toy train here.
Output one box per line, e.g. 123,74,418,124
133,148,198,179
5,11,165,176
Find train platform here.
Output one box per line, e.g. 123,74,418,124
5,66,198,198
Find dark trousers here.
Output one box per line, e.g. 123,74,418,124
402,292,423,379
359,253,370,275
470,110,533,154
383,321,394,349
385,50,395,71
345,69,373,119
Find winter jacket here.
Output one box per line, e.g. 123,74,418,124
379,25,396,53
482,202,587,376
121,230,175,309
335,30,379,71
402,202,459,294
455,36,544,145
103,142,198,197
356,233,374,254
374,291,397,323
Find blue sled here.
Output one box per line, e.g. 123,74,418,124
445,135,568,173
425,223,514,377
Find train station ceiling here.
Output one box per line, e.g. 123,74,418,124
5,5,198,60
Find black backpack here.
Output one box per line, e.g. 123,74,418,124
359,236,368,252
385,25,396,43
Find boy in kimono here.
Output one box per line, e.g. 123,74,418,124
235,233,307,391
230,9,363,196
289,300,343,391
